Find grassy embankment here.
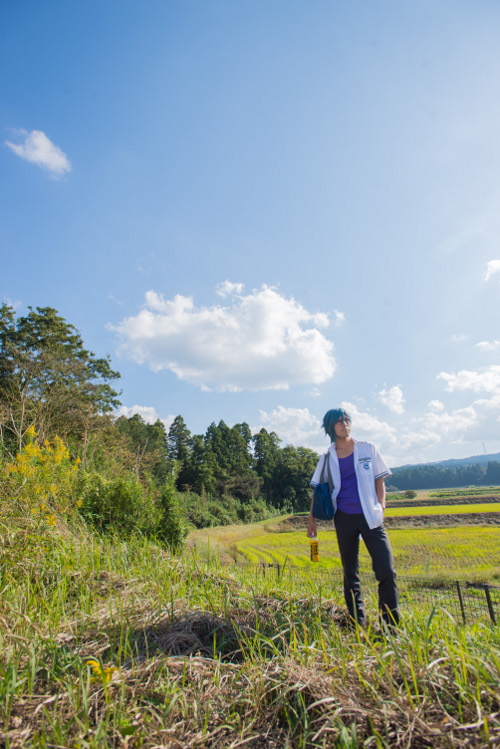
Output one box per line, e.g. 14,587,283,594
2,521,500,747
2,483,500,747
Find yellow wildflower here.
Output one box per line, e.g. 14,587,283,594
86,660,119,684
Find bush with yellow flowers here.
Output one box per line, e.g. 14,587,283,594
1,427,187,561
0,426,80,537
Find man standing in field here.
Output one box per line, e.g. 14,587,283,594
308,408,399,628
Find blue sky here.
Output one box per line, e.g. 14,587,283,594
2,0,500,466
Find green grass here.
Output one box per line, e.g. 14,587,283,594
429,486,500,497
2,517,500,747
187,514,291,561
385,502,500,516
3,442,500,747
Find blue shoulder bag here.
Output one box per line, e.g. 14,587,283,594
312,454,334,520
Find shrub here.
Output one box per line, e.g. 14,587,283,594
0,428,82,571
404,489,417,499
76,472,159,537
157,480,187,552
0,426,79,528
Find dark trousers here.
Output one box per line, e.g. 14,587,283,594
334,510,399,626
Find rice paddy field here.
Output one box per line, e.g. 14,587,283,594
385,503,500,516
234,526,500,580
187,490,500,582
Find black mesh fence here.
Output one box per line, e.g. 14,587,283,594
229,561,500,624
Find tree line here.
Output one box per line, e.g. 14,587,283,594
0,304,319,543
389,460,500,491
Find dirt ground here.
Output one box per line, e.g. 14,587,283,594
277,513,500,530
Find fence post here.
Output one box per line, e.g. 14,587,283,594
456,580,466,624
484,584,496,624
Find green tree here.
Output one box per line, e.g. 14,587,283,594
182,434,210,494
157,473,187,552
115,414,171,483
200,420,257,499
0,305,120,454
485,461,500,485
167,415,192,489
251,428,281,503
275,445,319,512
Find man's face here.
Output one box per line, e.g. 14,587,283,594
334,415,351,439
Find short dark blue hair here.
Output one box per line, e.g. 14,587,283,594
322,408,351,443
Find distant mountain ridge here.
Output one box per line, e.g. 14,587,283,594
392,452,500,473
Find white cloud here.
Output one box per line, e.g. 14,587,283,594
396,430,441,454
388,403,479,463
438,365,500,394
340,402,397,447
258,406,322,447
461,395,500,440
2,297,22,311
216,280,245,297
473,394,500,413
112,284,336,392
114,404,174,430
254,396,500,467
379,385,405,414
451,334,468,343
424,405,478,435
485,260,500,281
333,310,345,325
427,400,444,411
308,387,322,397
476,340,500,351
5,129,71,177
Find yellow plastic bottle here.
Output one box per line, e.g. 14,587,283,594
309,535,319,562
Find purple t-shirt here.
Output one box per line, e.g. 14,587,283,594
336,453,363,514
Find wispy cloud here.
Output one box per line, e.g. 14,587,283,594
114,404,175,430
111,284,336,392
215,280,245,297
422,405,478,436
5,129,71,177
341,402,397,447
379,385,405,414
485,260,500,281
2,297,23,311
427,399,444,412
258,406,321,447
475,340,500,351
438,365,500,394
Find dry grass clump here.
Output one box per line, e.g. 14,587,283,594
4,631,498,748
